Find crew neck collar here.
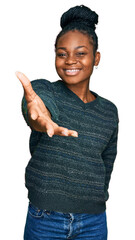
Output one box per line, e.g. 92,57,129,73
58,80,100,109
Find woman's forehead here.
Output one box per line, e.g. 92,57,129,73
56,30,92,49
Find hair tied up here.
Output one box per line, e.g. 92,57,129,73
60,5,98,31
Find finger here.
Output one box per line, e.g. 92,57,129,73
36,117,55,137
16,71,30,87
67,130,78,137
15,71,36,102
44,121,55,137
55,126,78,137
58,127,69,136
28,108,39,120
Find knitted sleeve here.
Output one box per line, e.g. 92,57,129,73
101,108,119,198
21,79,59,126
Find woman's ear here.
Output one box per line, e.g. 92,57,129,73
94,52,101,66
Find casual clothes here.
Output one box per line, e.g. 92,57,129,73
22,79,119,214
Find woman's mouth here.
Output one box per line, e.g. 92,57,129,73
64,69,81,76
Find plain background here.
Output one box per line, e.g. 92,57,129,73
1,0,135,239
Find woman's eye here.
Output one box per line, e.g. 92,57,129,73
76,52,86,56
57,53,66,57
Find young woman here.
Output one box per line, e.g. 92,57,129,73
16,5,119,240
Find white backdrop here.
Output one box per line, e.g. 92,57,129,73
1,0,135,239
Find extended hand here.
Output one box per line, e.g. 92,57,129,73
16,72,78,138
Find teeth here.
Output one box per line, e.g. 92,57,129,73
65,69,80,72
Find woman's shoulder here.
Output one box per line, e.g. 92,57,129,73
31,78,52,87
98,94,119,122
30,79,60,91
99,95,117,109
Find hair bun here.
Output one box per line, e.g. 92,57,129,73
60,5,98,31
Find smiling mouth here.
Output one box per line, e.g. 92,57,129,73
64,69,81,75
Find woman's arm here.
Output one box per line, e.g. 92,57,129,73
16,72,78,138
102,123,119,194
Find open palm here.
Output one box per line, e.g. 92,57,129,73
16,72,78,138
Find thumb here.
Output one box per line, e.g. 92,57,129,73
15,71,36,103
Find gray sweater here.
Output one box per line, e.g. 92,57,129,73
22,79,119,214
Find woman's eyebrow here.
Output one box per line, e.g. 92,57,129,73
75,46,88,50
56,46,88,50
56,47,67,50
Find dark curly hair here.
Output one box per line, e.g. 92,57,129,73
55,5,99,55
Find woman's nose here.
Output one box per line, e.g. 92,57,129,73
65,55,77,65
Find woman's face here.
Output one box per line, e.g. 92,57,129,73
55,30,100,86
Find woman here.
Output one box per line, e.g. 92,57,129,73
16,5,119,240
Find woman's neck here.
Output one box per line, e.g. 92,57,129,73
64,80,96,103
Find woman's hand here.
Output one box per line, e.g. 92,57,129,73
16,72,78,138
